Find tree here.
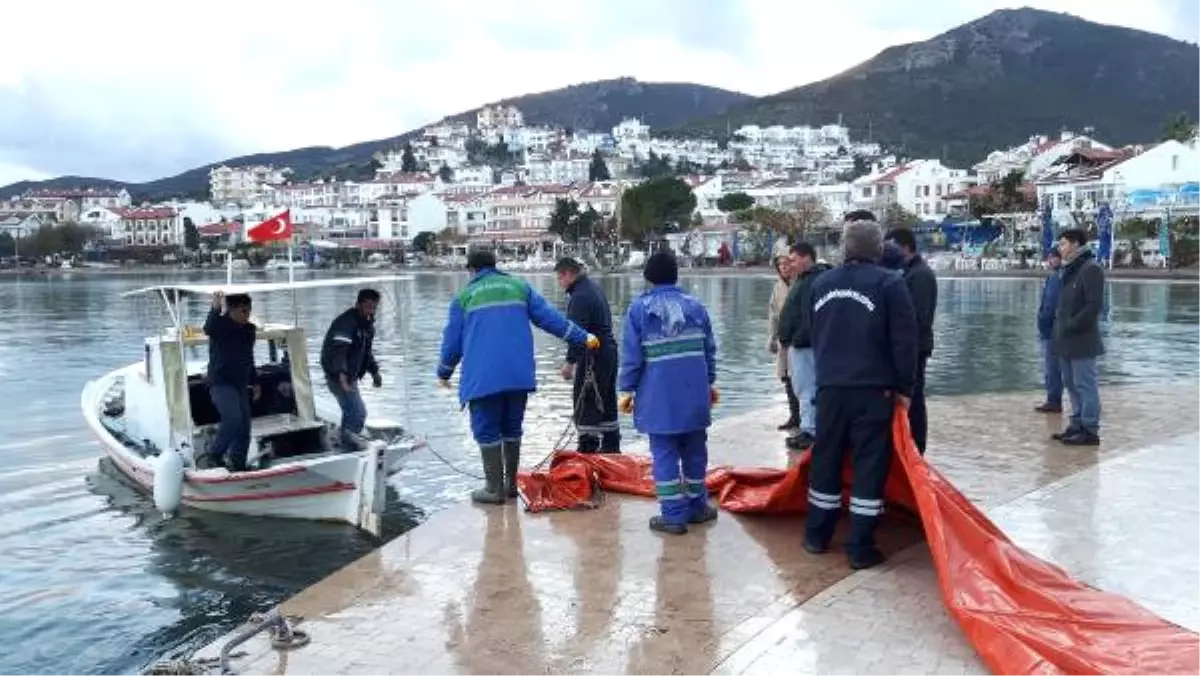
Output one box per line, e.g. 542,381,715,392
549,198,582,241
638,151,674,179
401,143,418,173
794,197,830,236
882,203,921,230
0,232,15,257
411,230,437,254
1162,112,1198,143
619,177,698,243
183,217,200,251
19,222,97,258
717,192,755,213
588,150,611,181
437,165,454,183
732,207,798,263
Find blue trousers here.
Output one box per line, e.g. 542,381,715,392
1059,357,1100,434
649,430,710,525
788,347,817,436
468,391,528,446
327,377,368,435
209,384,251,469
1039,339,1063,406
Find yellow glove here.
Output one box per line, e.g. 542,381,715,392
710,387,720,407
585,333,600,350
618,393,634,415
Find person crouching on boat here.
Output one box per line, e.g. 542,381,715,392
201,291,259,472
320,288,382,447
436,250,600,505
617,251,719,535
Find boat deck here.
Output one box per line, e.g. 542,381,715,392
195,381,1200,674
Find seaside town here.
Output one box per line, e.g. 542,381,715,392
2,103,1198,273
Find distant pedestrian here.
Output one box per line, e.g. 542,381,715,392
201,291,260,472
1052,229,1105,445
618,251,720,535
766,254,800,432
319,289,382,447
1035,247,1064,413
437,250,599,504
885,227,938,455
555,257,621,453
805,213,918,570
777,242,831,450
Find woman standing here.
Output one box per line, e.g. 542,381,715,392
767,254,800,431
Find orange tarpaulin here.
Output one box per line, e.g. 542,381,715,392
515,410,1199,675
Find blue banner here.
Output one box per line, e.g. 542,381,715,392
1160,209,1172,262
1096,204,1113,262
1041,201,1055,257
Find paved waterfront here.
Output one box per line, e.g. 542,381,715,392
200,381,1200,674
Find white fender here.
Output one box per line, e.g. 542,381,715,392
153,449,185,515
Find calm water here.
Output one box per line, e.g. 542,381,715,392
0,271,1196,674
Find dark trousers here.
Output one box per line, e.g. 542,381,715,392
805,387,893,559
326,376,368,438
209,383,252,470
468,391,528,446
781,376,800,424
909,355,929,455
574,349,620,453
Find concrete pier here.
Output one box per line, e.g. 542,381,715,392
196,381,1200,674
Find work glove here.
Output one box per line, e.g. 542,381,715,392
585,333,600,350
710,387,720,407
618,393,634,415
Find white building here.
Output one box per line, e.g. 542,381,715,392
682,175,724,218
974,131,1113,184
359,173,436,204
443,193,489,237
209,165,290,203
0,212,45,239
612,118,651,159
893,159,976,219
116,207,181,247
23,187,132,211
415,143,469,171
525,153,590,184
504,126,556,154
442,165,494,187
476,105,524,130
421,121,471,149
569,132,612,156
572,181,627,219
475,184,574,244
78,206,124,238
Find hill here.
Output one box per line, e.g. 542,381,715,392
1,79,750,203
668,7,1200,166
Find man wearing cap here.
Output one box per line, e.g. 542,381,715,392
437,250,600,504
804,211,918,569
618,251,719,535
1035,247,1064,413
555,257,621,453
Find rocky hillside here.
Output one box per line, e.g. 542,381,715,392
669,7,1200,165
1,79,749,202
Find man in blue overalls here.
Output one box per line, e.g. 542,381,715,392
618,251,720,534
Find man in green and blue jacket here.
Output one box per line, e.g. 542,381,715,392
437,250,598,504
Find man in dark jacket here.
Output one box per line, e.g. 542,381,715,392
555,257,620,453
806,213,918,570
1035,247,1064,413
320,289,382,445
777,241,831,449
202,291,259,471
1052,229,1105,445
885,227,938,455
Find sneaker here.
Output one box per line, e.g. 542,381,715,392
848,547,887,570
786,432,816,450
649,516,688,535
1034,402,1063,413
1062,431,1100,446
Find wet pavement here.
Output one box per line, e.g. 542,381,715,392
197,380,1200,675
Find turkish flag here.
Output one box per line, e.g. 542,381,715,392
246,210,293,243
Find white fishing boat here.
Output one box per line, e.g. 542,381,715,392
80,276,422,536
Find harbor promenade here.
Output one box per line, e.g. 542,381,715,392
196,381,1200,674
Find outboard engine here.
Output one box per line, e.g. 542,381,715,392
153,448,185,515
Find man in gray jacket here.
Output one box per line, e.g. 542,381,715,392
1051,228,1105,446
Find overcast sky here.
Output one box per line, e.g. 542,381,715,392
1,0,1196,188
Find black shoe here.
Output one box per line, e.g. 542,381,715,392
1051,428,1081,441
777,417,799,431
786,432,816,450
195,454,222,470
1062,430,1100,446
848,547,886,570
1035,402,1063,413
688,504,719,524
649,516,688,535
802,538,828,555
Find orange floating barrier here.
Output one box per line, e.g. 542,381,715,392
515,408,1199,675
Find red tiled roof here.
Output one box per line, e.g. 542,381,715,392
116,207,177,219
873,164,912,184
197,222,240,235
23,187,126,199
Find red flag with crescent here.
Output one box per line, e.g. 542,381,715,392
246,210,294,243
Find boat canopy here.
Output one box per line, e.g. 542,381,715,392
120,275,413,299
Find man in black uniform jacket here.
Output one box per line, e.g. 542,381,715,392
202,291,259,471
555,257,620,453
884,227,938,454
805,212,919,570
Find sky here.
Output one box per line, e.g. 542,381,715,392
1,0,1196,188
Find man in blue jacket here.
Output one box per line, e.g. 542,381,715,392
437,250,599,504
201,291,259,471
1035,247,1064,413
618,251,719,535
555,257,621,453
805,213,918,570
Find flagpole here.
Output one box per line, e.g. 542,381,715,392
226,248,233,284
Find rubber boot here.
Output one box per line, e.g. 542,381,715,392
502,439,521,499
471,443,505,505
